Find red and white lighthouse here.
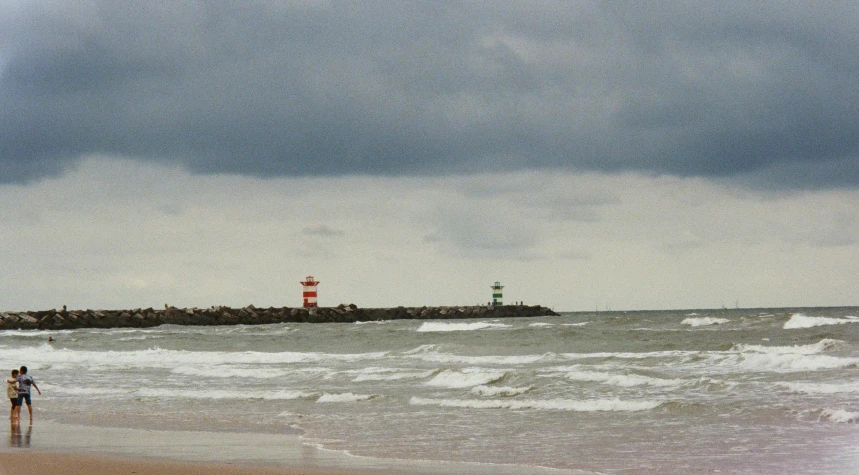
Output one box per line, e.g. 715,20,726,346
300,275,320,308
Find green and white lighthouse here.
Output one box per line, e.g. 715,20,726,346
491,281,504,306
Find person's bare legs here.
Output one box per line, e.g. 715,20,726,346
24,403,32,425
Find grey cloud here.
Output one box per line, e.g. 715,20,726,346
1,1,857,187
302,224,345,238
425,204,539,260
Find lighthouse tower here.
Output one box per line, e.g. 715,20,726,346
491,281,504,306
300,275,320,308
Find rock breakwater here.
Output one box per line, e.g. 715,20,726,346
0,304,559,330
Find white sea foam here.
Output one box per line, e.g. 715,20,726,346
734,339,840,355
401,344,439,355
0,330,70,338
681,317,729,327
712,340,858,373
408,352,550,366
416,322,512,332
561,322,589,327
353,370,435,382
778,381,859,395
0,346,388,368
317,392,376,403
171,365,286,379
561,370,684,388
410,396,661,412
471,385,532,397
529,323,554,328
783,313,859,329
561,350,698,360
135,388,314,400
819,408,859,423
117,335,164,341
426,369,506,388
42,386,131,396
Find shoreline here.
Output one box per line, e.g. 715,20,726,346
0,420,585,475
0,452,372,475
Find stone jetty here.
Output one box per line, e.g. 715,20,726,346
0,304,559,330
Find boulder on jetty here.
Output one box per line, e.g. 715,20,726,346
0,305,559,330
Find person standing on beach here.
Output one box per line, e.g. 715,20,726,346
6,370,19,422
15,367,40,425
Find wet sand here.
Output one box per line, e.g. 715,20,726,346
0,421,574,475
0,421,404,474
0,452,383,475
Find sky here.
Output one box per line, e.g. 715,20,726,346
1,1,857,311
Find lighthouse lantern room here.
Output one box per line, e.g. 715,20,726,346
300,275,320,308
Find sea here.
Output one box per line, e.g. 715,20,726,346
2,307,859,474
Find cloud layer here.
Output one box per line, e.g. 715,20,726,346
2,1,857,186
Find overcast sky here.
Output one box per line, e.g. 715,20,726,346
1,1,857,311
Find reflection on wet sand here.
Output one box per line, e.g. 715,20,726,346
9,422,31,448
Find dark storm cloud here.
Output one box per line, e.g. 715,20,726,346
1,1,857,186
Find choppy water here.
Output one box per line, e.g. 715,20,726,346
2,307,859,474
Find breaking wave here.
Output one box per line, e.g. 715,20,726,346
135,388,315,400
425,369,506,388
409,396,661,412
471,385,532,397
560,370,684,388
818,408,859,423
681,317,729,327
416,322,512,332
783,313,859,329
317,393,377,403
0,345,388,368
778,381,859,395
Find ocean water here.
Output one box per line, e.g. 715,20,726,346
2,307,859,474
